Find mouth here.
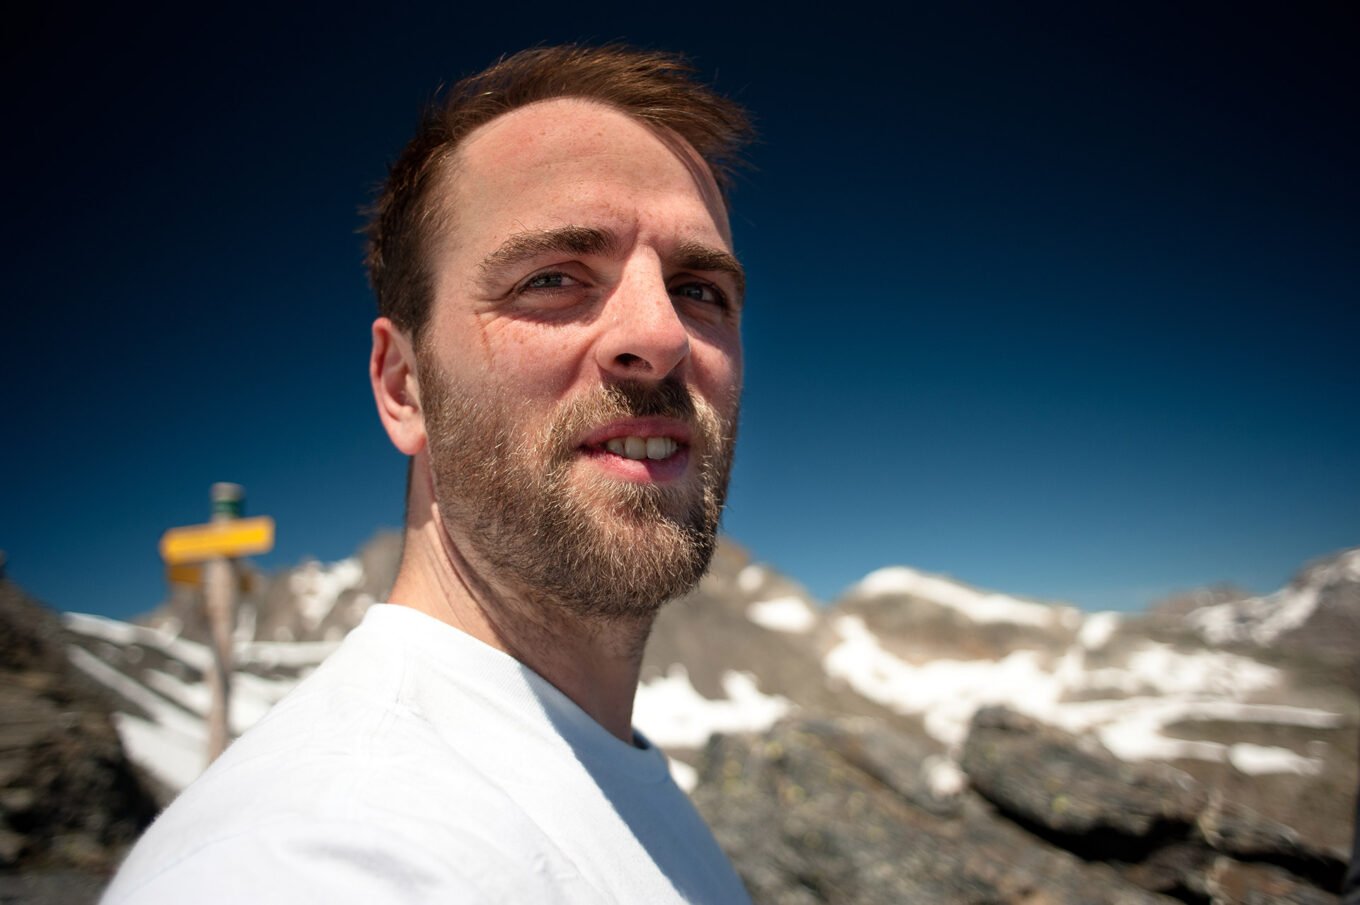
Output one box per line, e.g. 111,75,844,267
577,419,692,481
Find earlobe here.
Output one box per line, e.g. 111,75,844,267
370,318,427,456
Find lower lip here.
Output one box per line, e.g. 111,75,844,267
579,446,691,483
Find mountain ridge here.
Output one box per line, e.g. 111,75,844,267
49,538,1360,903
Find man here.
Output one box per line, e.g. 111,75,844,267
104,45,753,903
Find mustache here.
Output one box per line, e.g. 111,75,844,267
555,379,698,437
593,379,697,421
539,378,714,468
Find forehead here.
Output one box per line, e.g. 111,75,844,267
439,98,732,253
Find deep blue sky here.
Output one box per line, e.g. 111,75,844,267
4,4,1356,620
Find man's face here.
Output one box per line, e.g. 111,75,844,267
414,99,743,619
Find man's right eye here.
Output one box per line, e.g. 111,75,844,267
521,271,578,291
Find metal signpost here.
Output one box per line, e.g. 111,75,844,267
159,484,274,764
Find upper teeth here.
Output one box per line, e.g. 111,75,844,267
605,436,679,460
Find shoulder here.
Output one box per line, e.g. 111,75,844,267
105,662,594,903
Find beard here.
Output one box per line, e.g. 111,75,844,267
418,353,738,623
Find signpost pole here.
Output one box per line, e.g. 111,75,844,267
159,488,272,766
203,482,243,764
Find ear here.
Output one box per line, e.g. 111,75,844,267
370,318,427,456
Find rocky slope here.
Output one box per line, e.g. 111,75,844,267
696,707,1345,904
54,539,1360,903
0,579,158,903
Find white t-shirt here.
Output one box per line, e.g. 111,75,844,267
103,604,750,904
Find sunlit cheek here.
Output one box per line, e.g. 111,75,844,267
480,329,596,398
695,337,743,401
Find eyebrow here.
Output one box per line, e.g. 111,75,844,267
673,240,746,301
477,226,618,287
475,225,746,301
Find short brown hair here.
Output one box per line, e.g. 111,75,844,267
364,44,754,341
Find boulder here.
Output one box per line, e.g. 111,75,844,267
961,706,1346,899
693,716,1176,904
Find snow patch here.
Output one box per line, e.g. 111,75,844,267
1189,586,1319,646
65,646,207,744
1122,646,1278,697
747,596,816,633
65,613,213,672
822,614,1337,776
851,567,1064,628
1229,743,1322,776
635,665,792,750
143,669,212,717
289,557,364,631
66,623,324,793
669,759,699,793
1078,612,1120,650
1340,548,1360,580
231,672,306,728
824,616,1060,748
112,712,207,792
237,640,340,669
737,564,765,595
923,755,966,798
234,601,257,643
1187,548,1360,646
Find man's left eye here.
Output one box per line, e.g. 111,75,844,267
671,281,726,308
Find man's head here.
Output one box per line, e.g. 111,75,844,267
367,46,752,621
366,44,752,346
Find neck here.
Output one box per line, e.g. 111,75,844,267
388,474,654,744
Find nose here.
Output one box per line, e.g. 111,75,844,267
594,263,691,381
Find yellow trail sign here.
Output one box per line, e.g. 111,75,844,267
160,516,275,565
165,563,257,592
165,563,203,585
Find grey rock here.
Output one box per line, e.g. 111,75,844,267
1202,857,1340,905
963,705,1206,839
960,706,1346,898
694,717,1177,904
0,868,107,905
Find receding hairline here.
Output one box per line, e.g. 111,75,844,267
365,44,754,343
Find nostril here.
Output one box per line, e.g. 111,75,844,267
615,353,645,369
